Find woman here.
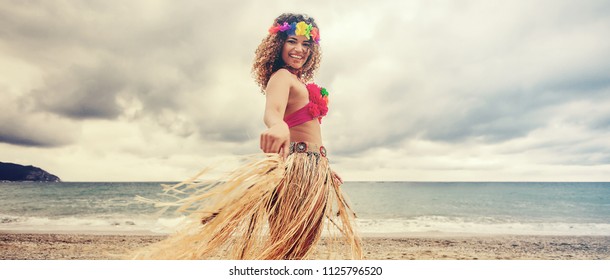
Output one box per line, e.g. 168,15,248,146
133,13,362,260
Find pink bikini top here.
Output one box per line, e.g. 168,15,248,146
284,83,329,128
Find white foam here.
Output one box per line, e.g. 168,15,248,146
0,214,187,234
2,214,609,236
355,216,610,236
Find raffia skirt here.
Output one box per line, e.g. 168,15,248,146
130,142,363,260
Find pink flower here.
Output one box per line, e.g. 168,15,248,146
279,22,291,31
319,104,328,116
268,25,281,34
306,83,320,94
308,103,320,117
311,27,320,43
304,83,328,119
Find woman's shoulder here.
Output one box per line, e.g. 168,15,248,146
270,68,294,80
268,68,297,88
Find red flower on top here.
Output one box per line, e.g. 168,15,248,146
306,83,329,123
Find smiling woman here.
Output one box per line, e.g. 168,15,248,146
252,14,321,92
131,13,362,260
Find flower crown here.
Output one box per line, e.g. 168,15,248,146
268,21,320,43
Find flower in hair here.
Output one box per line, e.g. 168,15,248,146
268,21,321,43
295,22,309,38
279,22,291,31
269,22,291,33
310,27,319,42
287,22,296,36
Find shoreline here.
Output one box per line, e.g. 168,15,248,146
3,229,609,238
1,231,608,260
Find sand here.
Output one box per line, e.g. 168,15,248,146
1,232,608,260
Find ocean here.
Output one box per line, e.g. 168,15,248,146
1,181,609,236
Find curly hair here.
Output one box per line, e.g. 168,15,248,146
252,13,322,93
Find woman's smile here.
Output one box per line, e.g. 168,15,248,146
282,35,311,69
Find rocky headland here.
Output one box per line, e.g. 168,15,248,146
0,162,61,182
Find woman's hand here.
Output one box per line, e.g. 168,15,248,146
332,170,343,186
260,122,290,159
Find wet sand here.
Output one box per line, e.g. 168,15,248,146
1,232,608,260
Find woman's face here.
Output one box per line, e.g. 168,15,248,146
281,35,312,70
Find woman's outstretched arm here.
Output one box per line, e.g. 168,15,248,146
260,69,291,159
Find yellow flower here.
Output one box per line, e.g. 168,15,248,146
295,21,310,38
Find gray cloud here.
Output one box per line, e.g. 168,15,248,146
321,0,610,158
592,115,610,130
0,0,271,147
30,63,126,120
0,102,78,147
1,0,610,180
0,129,70,148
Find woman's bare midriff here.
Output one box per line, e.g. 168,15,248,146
289,119,323,145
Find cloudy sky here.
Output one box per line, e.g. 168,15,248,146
1,0,609,182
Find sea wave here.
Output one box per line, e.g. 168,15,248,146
2,213,609,236
0,214,187,234
356,216,610,236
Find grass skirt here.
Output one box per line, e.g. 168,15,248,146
130,150,363,260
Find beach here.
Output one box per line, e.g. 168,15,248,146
2,182,610,260
1,232,608,260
